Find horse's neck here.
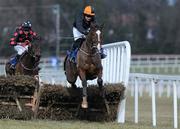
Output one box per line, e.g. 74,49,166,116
81,36,92,52
21,53,34,66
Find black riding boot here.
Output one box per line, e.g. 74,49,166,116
72,38,84,50
70,38,84,62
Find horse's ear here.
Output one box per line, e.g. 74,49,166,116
100,23,104,30
90,22,96,30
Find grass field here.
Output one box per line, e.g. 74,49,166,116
0,93,179,129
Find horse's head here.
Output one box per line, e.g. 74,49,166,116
86,22,104,51
28,41,41,62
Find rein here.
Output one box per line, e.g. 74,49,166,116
79,44,99,56
78,26,102,57
19,51,39,71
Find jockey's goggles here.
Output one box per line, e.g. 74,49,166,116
23,27,31,31
84,14,93,18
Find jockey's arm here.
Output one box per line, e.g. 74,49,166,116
10,37,17,46
9,30,19,46
16,41,30,48
9,29,25,46
31,30,41,41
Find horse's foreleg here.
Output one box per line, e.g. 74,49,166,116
97,70,110,115
97,78,103,89
98,77,105,98
97,70,105,98
79,69,88,108
71,83,77,88
82,80,87,97
82,80,88,108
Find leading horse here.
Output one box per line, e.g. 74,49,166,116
5,41,41,76
64,23,104,108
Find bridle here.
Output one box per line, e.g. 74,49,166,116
79,29,101,56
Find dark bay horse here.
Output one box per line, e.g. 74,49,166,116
5,41,41,76
64,23,104,108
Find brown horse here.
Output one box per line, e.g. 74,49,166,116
64,23,104,108
5,41,41,76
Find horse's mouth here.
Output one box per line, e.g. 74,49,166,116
92,47,98,54
35,55,41,62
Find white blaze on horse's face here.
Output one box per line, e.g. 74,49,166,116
96,30,101,42
96,30,101,50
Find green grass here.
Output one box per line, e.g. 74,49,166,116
0,93,179,129
0,119,171,129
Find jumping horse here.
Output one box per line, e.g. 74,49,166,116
64,23,105,108
5,41,41,76
5,41,41,117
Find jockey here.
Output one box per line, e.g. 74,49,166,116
70,5,106,62
9,21,39,69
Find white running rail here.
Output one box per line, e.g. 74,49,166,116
131,54,180,74
104,41,131,123
129,73,179,128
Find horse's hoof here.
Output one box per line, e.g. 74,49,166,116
34,75,39,81
82,97,88,108
81,102,88,108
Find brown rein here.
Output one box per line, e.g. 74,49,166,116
19,51,39,71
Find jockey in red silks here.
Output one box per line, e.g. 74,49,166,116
9,21,39,69
69,5,106,62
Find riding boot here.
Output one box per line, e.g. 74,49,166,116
69,44,77,63
10,54,20,69
70,38,84,62
100,48,107,59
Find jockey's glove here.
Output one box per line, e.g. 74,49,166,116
83,30,89,35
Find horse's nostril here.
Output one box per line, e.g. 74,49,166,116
35,54,41,58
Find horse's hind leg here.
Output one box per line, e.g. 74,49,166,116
67,74,78,88
5,63,14,75
97,69,105,98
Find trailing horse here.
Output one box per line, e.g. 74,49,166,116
5,41,41,76
64,23,104,108
3,41,41,117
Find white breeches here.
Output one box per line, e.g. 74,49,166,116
73,27,85,41
14,45,28,55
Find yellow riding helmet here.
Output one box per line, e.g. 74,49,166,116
83,6,95,16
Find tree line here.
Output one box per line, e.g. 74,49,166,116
0,0,180,57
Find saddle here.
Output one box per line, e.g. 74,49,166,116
67,48,78,63
9,56,17,65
